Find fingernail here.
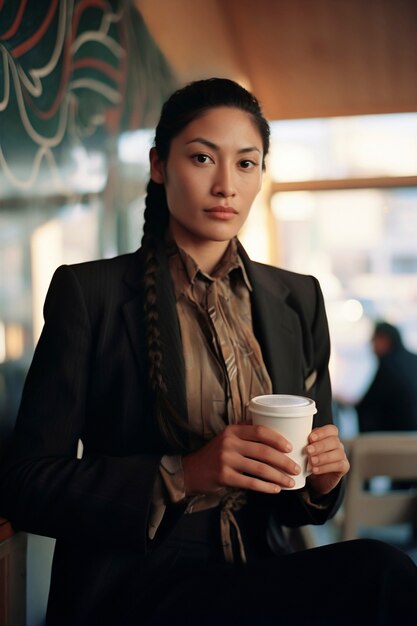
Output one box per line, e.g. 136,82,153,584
285,442,292,452
307,445,315,454
288,478,295,487
293,464,301,474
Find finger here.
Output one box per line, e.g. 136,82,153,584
309,448,346,470
237,439,301,475
310,457,350,476
234,455,298,489
306,436,343,456
309,424,339,443
231,424,292,452
224,468,283,494
235,450,301,487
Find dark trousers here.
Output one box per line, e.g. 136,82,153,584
46,510,417,626
145,539,417,626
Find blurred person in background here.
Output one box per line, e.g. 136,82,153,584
356,321,417,433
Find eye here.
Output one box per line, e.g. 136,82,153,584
239,159,258,170
192,153,214,165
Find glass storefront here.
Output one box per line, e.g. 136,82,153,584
269,113,417,436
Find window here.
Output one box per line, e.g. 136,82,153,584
268,113,417,436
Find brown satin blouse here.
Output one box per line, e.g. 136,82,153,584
169,238,272,435
149,239,273,562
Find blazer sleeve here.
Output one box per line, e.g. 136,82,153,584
0,265,164,552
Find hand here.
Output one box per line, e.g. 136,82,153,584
182,424,301,496
305,424,350,495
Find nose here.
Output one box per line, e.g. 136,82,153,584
211,164,236,198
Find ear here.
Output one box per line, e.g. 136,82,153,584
149,147,165,184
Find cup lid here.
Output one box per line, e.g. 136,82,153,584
249,394,317,418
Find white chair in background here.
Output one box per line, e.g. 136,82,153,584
341,432,417,542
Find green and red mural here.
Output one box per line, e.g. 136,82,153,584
0,0,175,191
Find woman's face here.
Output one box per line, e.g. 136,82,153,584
150,106,264,257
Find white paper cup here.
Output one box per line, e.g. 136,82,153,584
248,394,317,490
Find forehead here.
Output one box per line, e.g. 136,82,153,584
175,106,263,148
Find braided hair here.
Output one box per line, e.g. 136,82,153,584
141,77,270,451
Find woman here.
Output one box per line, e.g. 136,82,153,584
1,78,416,626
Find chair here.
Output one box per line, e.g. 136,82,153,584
341,432,417,542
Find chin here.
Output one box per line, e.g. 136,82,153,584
203,224,241,242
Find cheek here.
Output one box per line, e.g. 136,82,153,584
244,178,262,204
169,168,198,198
165,177,199,217
242,169,262,190
164,170,185,203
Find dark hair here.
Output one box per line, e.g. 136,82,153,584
141,78,270,451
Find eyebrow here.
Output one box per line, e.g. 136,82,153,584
186,137,261,154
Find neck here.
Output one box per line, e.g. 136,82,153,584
167,224,232,274
179,240,231,274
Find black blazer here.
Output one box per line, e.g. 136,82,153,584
0,242,342,625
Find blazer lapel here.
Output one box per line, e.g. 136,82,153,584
122,246,188,421
239,246,305,395
122,249,147,374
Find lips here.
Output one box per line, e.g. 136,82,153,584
204,206,238,214
203,206,239,221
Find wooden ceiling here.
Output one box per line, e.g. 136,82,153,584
135,0,417,120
